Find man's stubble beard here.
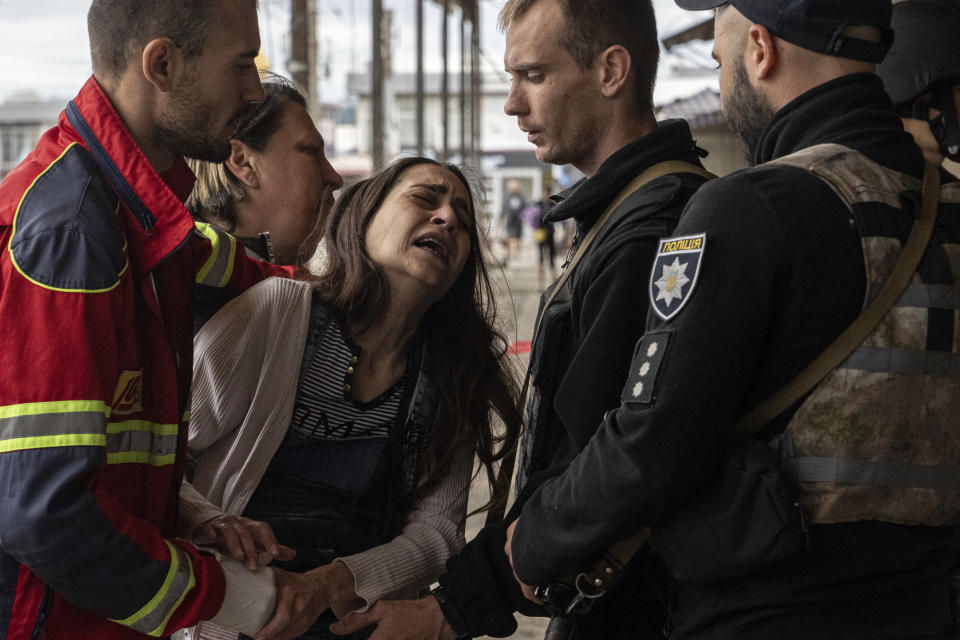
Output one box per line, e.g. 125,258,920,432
723,59,776,165
156,78,234,163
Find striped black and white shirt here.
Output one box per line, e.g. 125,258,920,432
289,317,407,441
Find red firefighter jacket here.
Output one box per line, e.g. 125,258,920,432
0,77,289,639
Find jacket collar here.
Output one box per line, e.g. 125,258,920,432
546,119,705,230
753,73,921,176
66,76,197,274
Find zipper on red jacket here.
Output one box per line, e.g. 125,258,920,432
65,101,156,234
28,586,52,640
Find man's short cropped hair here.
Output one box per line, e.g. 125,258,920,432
498,0,660,112
87,0,216,81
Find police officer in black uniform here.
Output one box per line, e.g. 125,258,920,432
505,1,960,638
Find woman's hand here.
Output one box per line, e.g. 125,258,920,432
329,599,458,640
254,561,361,640
192,515,295,571
314,561,364,617
255,567,330,640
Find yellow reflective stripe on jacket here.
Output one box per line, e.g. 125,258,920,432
105,420,178,467
194,221,237,288
110,540,196,637
0,404,178,465
0,400,109,453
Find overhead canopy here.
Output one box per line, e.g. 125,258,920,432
425,0,478,21
661,17,715,51
656,87,723,129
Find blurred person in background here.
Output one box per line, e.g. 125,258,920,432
523,183,558,289
501,180,526,263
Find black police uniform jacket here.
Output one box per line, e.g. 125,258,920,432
436,119,710,638
510,74,960,639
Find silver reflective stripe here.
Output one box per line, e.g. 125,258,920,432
787,456,960,491
113,541,196,637
0,402,109,452
865,282,960,310
105,429,178,459
0,409,105,440
194,223,236,287
841,345,960,377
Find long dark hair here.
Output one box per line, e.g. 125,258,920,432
316,157,522,512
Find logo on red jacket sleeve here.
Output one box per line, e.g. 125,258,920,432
112,370,143,415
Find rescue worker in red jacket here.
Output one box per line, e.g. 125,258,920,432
0,1,335,639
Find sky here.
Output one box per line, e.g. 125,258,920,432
0,0,716,105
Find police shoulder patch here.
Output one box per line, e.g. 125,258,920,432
621,330,672,405
649,233,706,321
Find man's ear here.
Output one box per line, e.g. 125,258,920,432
598,44,632,98
747,24,778,81
141,37,183,92
227,140,260,189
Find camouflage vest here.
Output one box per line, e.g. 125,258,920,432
769,143,960,526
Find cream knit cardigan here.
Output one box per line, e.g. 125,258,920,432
179,277,471,638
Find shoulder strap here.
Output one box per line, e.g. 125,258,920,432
729,160,940,440
484,160,713,527
531,161,713,363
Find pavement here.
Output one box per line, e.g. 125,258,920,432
488,239,548,351
461,239,551,640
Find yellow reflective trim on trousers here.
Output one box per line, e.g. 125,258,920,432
110,540,196,637
194,221,237,288
0,400,110,420
0,433,106,453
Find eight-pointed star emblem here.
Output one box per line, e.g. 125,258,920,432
654,257,690,307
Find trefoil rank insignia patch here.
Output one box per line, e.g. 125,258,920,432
621,331,671,405
650,233,706,321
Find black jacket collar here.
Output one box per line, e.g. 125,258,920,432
546,119,705,228
754,73,922,176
